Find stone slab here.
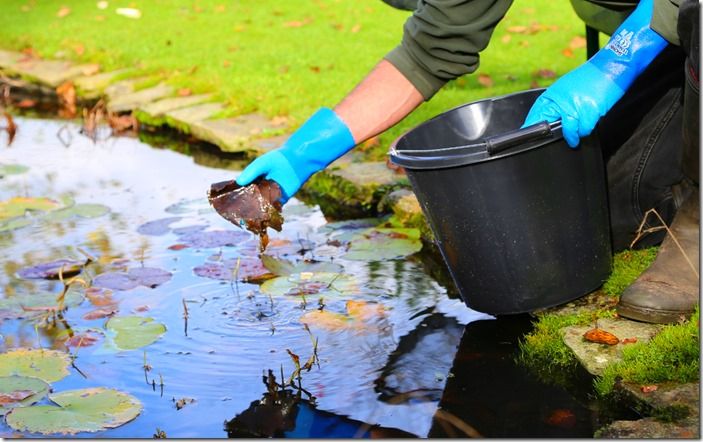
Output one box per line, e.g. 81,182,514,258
165,102,224,127
107,83,174,113
137,94,213,120
251,134,288,154
188,113,286,153
0,50,23,67
596,416,699,438
1,56,100,88
561,318,663,376
74,69,131,98
332,161,404,187
621,381,700,416
104,77,145,99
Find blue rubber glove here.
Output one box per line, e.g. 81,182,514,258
523,0,668,147
236,108,355,203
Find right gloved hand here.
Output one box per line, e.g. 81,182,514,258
523,0,667,147
236,107,356,203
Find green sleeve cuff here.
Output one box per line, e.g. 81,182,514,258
651,0,681,45
384,45,449,101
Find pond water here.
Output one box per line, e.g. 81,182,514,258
0,117,612,438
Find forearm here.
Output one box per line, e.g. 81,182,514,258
334,59,424,144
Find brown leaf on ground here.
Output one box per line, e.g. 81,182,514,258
385,156,406,175
270,115,289,126
641,385,658,393
283,18,312,28
477,73,493,88
569,36,587,50
57,6,71,18
506,25,527,34
583,328,619,345
3,112,17,146
350,24,361,33
501,34,511,44
177,88,192,97
73,44,85,56
562,48,574,58
309,66,321,73
222,60,231,68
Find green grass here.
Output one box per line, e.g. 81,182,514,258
595,308,700,396
0,0,587,153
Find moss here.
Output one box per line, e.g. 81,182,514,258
595,308,700,396
133,109,168,128
602,247,659,297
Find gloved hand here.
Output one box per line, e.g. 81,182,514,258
236,107,355,203
523,0,668,147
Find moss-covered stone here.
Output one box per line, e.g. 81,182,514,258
106,83,173,113
134,94,214,127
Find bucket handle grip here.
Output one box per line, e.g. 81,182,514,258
485,121,556,155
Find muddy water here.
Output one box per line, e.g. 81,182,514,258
0,118,611,438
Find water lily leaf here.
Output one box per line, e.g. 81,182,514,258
0,164,29,176
105,316,166,351
343,227,422,261
0,286,84,319
0,376,50,416
16,259,85,279
164,198,211,215
136,217,182,236
92,267,172,290
193,258,273,283
178,229,250,249
0,197,61,221
0,217,33,232
260,255,343,276
264,238,316,256
260,272,357,297
317,218,380,234
300,300,386,332
0,348,71,383
171,224,207,236
49,204,110,221
5,387,142,435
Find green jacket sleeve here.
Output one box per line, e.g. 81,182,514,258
384,0,514,100
651,0,682,44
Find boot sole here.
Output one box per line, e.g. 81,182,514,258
617,302,693,324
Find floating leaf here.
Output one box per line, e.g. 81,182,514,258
260,272,357,297
300,300,386,332
0,348,71,383
193,258,273,283
136,217,182,236
16,259,85,279
164,198,211,215
0,164,29,176
49,204,110,221
105,316,166,351
0,197,60,221
0,376,50,416
260,255,343,276
544,408,576,429
583,328,619,345
343,228,422,261
0,286,84,319
299,310,350,330
93,267,172,291
5,387,142,435
177,229,250,249
318,218,380,234
0,217,33,232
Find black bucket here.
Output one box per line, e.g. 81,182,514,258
389,89,612,315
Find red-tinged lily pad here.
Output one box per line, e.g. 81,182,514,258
178,229,251,249
168,244,189,251
193,258,274,283
58,329,104,348
5,387,142,435
300,300,386,333
260,272,357,297
342,227,422,261
16,259,85,280
0,376,50,416
92,267,172,291
83,307,117,320
264,238,316,257
136,216,183,236
0,286,84,320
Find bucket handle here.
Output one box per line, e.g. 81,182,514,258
485,121,559,155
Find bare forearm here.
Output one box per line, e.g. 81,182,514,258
334,59,424,144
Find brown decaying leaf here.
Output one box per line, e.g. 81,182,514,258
56,81,77,118
545,408,576,429
583,328,619,345
477,73,493,88
641,385,658,393
621,337,638,344
562,48,574,58
0,390,33,405
64,333,100,348
3,112,17,146
83,308,117,320
107,113,138,134
569,36,587,50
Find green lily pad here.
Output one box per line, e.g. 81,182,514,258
0,286,84,320
260,272,357,297
0,197,60,221
260,255,343,276
0,164,29,176
0,348,71,383
105,316,166,351
165,198,211,215
0,376,51,416
49,204,110,221
342,227,422,261
0,217,33,232
5,387,142,435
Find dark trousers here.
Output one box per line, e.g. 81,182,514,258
598,1,699,251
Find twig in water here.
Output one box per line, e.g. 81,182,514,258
230,257,241,298
182,298,189,337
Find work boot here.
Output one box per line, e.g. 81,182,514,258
617,189,700,323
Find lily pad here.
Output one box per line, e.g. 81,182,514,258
342,228,422,261
0,376,50,416
165,198,211,215
0,197,60,221
193,258,273,283
260,255,343,276
177,229,250,249
16,259,85,279
0,164,29,176
260,272,357,297
92,267,172,291
136,216,182,236
5,387,142,435
0,348,72,383
0,286,85,320
105,316,166,351
0,217,33,232
49,204,110,221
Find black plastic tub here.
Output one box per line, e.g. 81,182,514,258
389,89,612,315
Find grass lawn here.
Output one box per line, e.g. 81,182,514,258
0,0,589,151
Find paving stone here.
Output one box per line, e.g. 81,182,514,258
74,69,131,98
187,113,287,153
104,77,145,100
0,49,23,67
595,416,699,438
136,94,213,124
164,102,225,132
1,55,100,87
333,161,404,187
251,134,288,154
107,83,174,113
561,318,663,376
620,381,700,417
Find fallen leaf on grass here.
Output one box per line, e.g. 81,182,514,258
621,337,638,344
583,328,619,345
569,36,587,50
350,24,361,33
641,385,658,393
283,18,312,28
57,6,71,18
477,73,493,88
177,88,192,97
562,48,574,58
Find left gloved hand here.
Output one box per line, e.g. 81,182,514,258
523,0,668,147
